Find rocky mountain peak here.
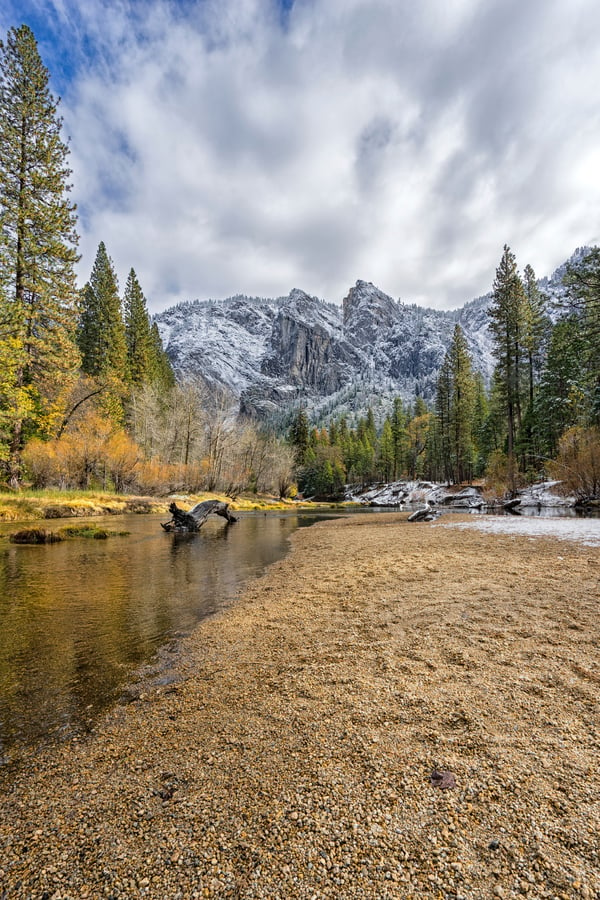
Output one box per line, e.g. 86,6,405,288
342,280,399,344
154,249,581,423
280,288,340,335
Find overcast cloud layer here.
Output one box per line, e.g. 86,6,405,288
3,0,600,311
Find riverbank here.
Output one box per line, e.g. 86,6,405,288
0,489,320,524
1,514,599,899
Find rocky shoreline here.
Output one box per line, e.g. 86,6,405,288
1,513,599,899
345,479,585,511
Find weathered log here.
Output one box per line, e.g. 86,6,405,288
407,504,439,523
161,500,238,533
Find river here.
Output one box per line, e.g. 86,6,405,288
0,511,330,764
1,504,597,765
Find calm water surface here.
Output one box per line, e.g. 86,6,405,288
0,511,328,762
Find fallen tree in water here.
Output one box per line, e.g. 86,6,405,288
161,500,238,533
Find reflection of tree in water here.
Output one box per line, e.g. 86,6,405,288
168,522,232,560
168,531,198,558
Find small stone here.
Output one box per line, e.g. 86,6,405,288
429,770,456,790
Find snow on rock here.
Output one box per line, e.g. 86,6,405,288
345,481,485,508
436,516,600,547
155,295,282,395
154,249,589,422
516,481,575,507
345,481,431,506
342,280,399,345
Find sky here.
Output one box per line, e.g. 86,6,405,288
1,0,599,313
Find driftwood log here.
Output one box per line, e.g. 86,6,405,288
161,500,238,533
407,504,439,523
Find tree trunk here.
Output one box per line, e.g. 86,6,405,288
161,500,238,532
8,414,23,489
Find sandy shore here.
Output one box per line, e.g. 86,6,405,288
1,513,599,899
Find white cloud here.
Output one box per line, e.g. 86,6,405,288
33,0,600,311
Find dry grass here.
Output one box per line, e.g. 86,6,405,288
0,489,321,523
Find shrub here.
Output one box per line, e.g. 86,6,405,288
548,426,600,501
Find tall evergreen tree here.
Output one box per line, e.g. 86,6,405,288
434,325,476,483
435,354,452,481
563,247,600,424
0,25,80,483
377,418,394,482
289,407,310,466
390,397,407,479
78,242,127,378
471,373,489,476
77,242,131,425
536,316,588,455
448,324,475,483
123,268,153,386
516,264,548,473
148,322,175,389
487,245,525,491
413,396,428,417
521,264,547,409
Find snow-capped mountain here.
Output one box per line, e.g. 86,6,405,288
154,250,586,423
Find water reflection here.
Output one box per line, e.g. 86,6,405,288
0,513,320,760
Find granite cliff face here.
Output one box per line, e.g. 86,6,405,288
260,289,363,395
154,252,583,422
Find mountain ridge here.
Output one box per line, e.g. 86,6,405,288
155,250,587,423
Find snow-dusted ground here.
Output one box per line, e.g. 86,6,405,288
436,515,600,547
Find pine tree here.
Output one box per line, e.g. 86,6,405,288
123,268,153,386
390,397,407,479
413,396,428,417
487,245,525,492
0,25,80,483
516,264,548,473
289,408,310,466
521,264,547,409
148,322,175,389
448,324,475,483
435,355,452,481
563,247,600,424
406,412,432,479
471,373,489,476
365,407,376,444
433,326,476,483
78,242,127,378
536,316,587,455
377,419,394,482
480,372,508,459
356,435,375,485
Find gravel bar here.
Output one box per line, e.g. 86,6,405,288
1,513,599,899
